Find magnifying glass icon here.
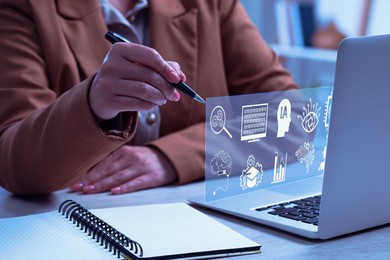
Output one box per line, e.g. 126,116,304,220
210,106,233,138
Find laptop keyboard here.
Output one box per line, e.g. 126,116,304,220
255,195,321,226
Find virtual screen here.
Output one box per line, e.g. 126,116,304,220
205,86,333,202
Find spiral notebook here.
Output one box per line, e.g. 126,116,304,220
0,201,260,259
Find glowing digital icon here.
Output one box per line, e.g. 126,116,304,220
272,152,287,183
210,106,232,138
277,99,292,138
298,98,321,133
240,155,263,189
324,92,333,128
318,146,327,173
241,103,268,143
295,142,315,173
210,150,232,195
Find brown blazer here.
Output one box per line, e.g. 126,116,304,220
0,0,297,194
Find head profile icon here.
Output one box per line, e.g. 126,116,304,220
277,99,291,138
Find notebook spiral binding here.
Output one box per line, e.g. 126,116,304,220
59,200,143,259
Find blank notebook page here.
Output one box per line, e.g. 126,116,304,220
0,203,260,259
91,203,258,257
0,211,116,259
91,203,260,258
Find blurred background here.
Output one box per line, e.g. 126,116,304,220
240,0,386,88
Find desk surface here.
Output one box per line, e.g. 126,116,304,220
1,182,389,259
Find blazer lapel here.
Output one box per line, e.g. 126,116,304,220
55,0,111,78
149,0,198,89
55,0,198,89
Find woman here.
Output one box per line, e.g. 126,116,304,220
0,0,297,195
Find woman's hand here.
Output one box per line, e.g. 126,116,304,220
71,146,177,194
89,42,185,121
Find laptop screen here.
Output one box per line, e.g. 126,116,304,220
205,86,333,202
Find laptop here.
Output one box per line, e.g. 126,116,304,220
190,34,390,239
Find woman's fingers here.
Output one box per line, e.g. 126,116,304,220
89,42,184,121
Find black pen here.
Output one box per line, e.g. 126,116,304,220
105,31,205,104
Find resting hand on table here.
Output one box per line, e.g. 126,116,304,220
71,146,177,194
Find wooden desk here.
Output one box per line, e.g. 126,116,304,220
1,182,390,259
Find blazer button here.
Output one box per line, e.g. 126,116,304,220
129,15,136,24
146,112,157,125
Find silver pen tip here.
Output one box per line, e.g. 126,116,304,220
194,94,205,104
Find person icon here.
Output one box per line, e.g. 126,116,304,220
277,99,292,138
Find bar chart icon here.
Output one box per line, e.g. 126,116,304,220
272,152,287,183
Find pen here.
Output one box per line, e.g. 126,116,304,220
105,31,205,104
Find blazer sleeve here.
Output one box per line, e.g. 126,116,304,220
0,0,137,195
149,0,298,184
